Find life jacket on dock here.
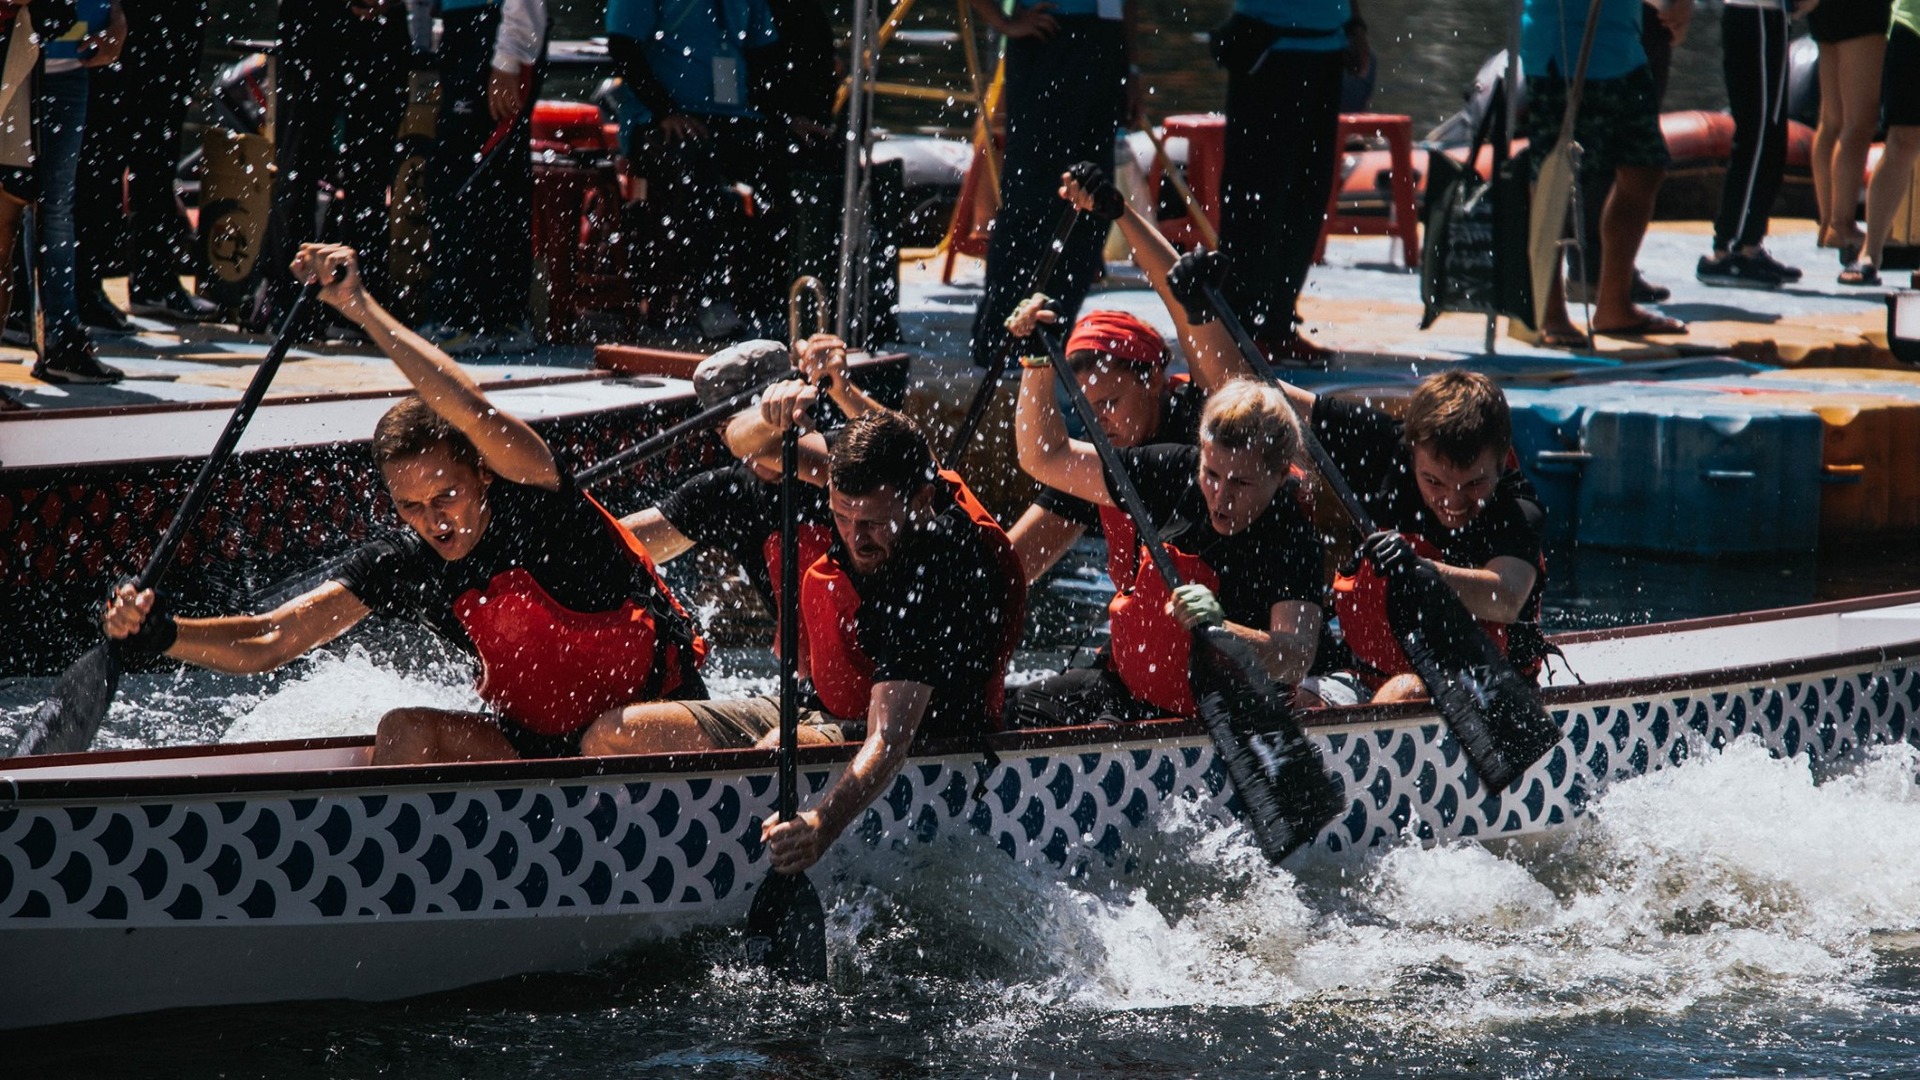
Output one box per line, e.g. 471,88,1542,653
452,496,707,736
800,471,1026,729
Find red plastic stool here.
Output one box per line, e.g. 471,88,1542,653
1315,113,1420,269
1147,114,1225,250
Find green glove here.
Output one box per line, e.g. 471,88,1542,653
1170,583,1224,630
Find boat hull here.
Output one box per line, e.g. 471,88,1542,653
6,599,1920,1029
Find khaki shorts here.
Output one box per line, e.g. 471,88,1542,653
683,695,858,749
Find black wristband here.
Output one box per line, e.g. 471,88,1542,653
1067,160,1126,222
119,586,179,657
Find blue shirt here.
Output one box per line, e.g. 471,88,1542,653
606,0,779,120
440,0,501,10
1234,0,1349,53
45,0,113,62
1521,0,1647,81
1014,0,1121,18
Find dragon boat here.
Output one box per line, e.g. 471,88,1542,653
5,590,1920,1030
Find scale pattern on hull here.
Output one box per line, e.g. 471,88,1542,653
4,659,1917,929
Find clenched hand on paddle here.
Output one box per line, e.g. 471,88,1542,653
1165,250,1563,792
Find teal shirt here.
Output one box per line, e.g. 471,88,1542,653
605,0,779,120
1234,0,1349,53
1521,0,1647,81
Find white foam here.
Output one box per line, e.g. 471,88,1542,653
220,646,481,743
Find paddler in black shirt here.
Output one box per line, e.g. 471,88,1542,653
1008,352,1325,726
1280,370,1549,706
100,243,707,764
584,408,1027,875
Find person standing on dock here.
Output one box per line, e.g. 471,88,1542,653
1522,0,1686,344
585,408,1025,876
1007,367,1324,726
1695,0,1814,289
1211,0,1371,362
1838,0,1920,287
101,243,709,765
1266,371,1549,706
964,0,1137,370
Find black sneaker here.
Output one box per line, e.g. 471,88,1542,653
1696,251,1789,290
128,284,220,324
31,332,124,384
79,288,135,334
1743,247,1802,283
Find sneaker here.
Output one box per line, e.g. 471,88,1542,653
1696,250,1789,290
417,319,484,355
3,313,30,347
128,284,220,324
1743,247,1802,283
476,320,537,355
79,289,135,334
31,331,124,384
696,300,745,341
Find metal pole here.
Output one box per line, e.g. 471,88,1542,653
1490,0,1524,353
834,0,872,338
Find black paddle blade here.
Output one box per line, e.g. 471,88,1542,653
1189,628,1345,864
1384,562,1564,791
745,869,828,981
11,641,122,758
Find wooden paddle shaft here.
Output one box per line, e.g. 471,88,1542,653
941,206,1082,470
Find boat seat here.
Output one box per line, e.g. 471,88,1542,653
1315,112,1420,269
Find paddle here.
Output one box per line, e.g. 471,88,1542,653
1527,0,1606,335
8,271,339,759
574,369,802,486
744,425,830,979
941,203,1081,470
1030,328,1343,864
1181,269,1563,791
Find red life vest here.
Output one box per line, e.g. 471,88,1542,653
1332,531,1509,687
800,471,1026,728
1097,466,1313,717
759,521,834,666
452,495,708,736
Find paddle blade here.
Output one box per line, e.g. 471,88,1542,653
1189,628,1345,864
1384,563,1564,791
11,641,122,758
745,869,828,981
1528,141,1575,333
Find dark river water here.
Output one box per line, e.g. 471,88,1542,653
15,3,1908,1075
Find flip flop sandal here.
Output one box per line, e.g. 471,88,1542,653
1838,263,1881,287
1538,327,1594,350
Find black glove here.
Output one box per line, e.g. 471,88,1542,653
1361,530,1418,580
115,582,179,657
1066,160,1126,222
1167,250,1230,325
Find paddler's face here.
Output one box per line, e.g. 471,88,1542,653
1197,441,1282,536
828,483,920,574
1411,442,1501,531
1077,358,1163,448
382,445,494,561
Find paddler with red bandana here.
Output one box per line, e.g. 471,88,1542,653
101,243,707,764
584,407,1026,875
1278,370,1551,706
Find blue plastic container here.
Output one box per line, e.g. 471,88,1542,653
1502,387,1590,548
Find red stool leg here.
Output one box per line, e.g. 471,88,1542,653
1387,119,1420,269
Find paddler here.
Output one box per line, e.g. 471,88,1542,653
584,407,1026,875
1007,343,1325,726
1277,370,1550,706
100,243,707,764
1006,163,1256,583
619,333,879,642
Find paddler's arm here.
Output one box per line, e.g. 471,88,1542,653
725,382,834,486
1057,167,1247,394
1007,503,1087,584
762,680,931,874
1430,555,1536,624
292,243,562,490
1171,591,1322,684
104,581,370,676
1011,316,1114,508
617,508,696,562
795,333,880,420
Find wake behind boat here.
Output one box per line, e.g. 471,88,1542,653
4,590,1918,1031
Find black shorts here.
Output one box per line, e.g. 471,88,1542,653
0,166,33,203
1888,23,1920,128
1809,0,1893,42
1004,665,1165,729
1525,64,1671,184
500,721,588,759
